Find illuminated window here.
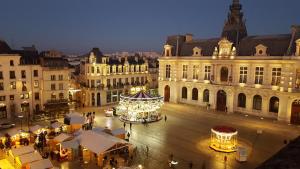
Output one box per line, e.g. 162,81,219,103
10,95,14,100
166,65,171,79
51,93,56,100
204,66,211,80
34,80,39,88
182,65,188,79
271,68,281,86
255,67,264,84
193,65,199,80
253,95,262,110
10,81,16,89
239,67,248,83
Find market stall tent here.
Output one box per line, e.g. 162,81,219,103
29,125,46,135
53,133,72,143
8,145,35,166
64,113,85,132
111,128,126,139
16,151,42,169
28,159,54,169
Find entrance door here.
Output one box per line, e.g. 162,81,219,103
291,100,300,125
216,90,227,111
164,85,170,102
97,93,101,106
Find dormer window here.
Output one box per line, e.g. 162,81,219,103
164,44,173,57
218,38,233,58
193,47,202,56
102,57,106,64
89,52,96,63
255,44,267,56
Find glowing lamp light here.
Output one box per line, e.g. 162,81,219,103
210,126,238,153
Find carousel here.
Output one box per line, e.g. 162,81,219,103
117,91,163,123
210,126,238,153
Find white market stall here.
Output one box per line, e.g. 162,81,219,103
28,159,54,169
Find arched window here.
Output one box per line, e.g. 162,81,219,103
269,96,279,113
203,89,209,102
182,87,187,99
192,88,198,100
220,67,229,82
253,95,262,110
238,93,246,108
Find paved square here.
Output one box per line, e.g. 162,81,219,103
70,103,300,169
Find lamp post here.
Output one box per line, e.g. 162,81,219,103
18,115,24,130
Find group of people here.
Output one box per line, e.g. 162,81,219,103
82,112,95,130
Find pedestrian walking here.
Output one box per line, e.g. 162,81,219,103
189,161,193,169
164,115,167,122
225,106,228,113
130,123,132,130
123,122,126,128
146,145,149,157
127,132,131,141
224,155,227,163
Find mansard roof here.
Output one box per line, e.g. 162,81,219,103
238,34,292,56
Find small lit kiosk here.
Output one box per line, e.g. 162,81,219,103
210,126,238,152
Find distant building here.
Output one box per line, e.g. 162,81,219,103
158,0,300,124
78,48,154,107
0,40,71,121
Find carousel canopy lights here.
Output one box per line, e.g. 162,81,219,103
117,91,164,123
210,125,238,152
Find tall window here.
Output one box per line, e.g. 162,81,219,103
166,65,171,79
239,67,248,83
10,82,16,89
10,60,14,66
97,67,100,73
51,75,56,81
21,70,26,78
238,93,246,108
253,95,262,110
271,68,281,86
182,65,188,79
0,82,3,90
33,70,38,77
192,88,198,100
220,67,229,82
182,87,187,99
59,83,64,90
255,67,264,84
0,71,3,79
204,66,211,80
192,65,199,80
269,96,279,113
9,71,15,79
203,89,209,102
51,84,56,90
59,75,63,80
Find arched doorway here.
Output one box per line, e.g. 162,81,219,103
182,87,187,99
164,85,170,102
269,96,279,113
192,88,198,101
97,93,101,106
291,100,300,125
216,90,227,111
220,67,229,82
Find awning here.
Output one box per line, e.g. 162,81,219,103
29,125,44,133
51,121,63,129
53,133,72,143
92,127,105,134
18,151,42,164
111,128,126,136
76,130,117,154
29,159,53,169
65,113,85,124
61,139,79,149
11,145,34,157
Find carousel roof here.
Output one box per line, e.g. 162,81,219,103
121,91,163,100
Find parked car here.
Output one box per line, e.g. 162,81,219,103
0,122,15,129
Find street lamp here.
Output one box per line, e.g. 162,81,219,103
18,115,24,130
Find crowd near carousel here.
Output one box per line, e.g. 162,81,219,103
116,90,164,123
0,111,136,169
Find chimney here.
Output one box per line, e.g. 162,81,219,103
185,33,193,42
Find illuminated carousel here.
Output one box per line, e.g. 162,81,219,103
210,126,238,152
117,91,164,123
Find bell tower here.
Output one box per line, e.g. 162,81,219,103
221,0,247,45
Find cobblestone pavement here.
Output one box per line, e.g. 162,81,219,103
1,103,300,169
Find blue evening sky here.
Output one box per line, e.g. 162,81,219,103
0,0,299,54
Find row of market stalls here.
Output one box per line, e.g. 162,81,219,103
7,145,55,169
